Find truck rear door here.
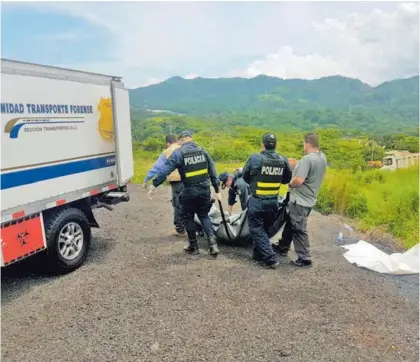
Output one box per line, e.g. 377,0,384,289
111,81,134,186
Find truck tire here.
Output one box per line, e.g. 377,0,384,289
44,207,91,275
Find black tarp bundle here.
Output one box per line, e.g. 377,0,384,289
195,193,290,244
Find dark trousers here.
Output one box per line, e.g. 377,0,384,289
277,201,312,260
248,196,279,265
180,185,214,241
171,182,185,232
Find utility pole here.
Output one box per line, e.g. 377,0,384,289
365,139,376,161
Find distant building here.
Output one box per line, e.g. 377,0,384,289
367,160,382,168
147,109,184,115
381,150,420,171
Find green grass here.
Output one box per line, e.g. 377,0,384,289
132,149,156,184
316,166,419,249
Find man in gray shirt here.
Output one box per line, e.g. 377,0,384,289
273,133,327,267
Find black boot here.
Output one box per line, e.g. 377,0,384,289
290,258,312,267
207,235,219,256
272,243,289,257
184,239,199,255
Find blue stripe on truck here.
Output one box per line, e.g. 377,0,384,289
1,155,116,190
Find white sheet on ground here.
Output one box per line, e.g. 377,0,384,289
341,240,419,275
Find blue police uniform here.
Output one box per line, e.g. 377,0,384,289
220,170,250,211
242,134,292,267
152,132,220,255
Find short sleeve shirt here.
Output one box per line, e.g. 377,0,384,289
290,151,327,207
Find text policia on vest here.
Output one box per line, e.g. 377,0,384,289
261,166,284,176
184,154,206,165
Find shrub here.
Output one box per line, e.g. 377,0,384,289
344,193,368,219
317,166,419,249
316,187,334,215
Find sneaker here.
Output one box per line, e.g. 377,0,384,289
207,236,219,256
172,229,186,237
290,258,312,268
209,244,219,256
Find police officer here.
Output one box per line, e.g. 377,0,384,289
242,133,292,268
219,168,250,214
148,130,222,256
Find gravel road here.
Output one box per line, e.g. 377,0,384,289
2,184,419,362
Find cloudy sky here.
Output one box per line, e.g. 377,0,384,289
1,1,419,88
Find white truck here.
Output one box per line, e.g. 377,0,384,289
381,150,420,171
1,59,134,274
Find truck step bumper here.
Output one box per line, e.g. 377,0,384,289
106,191,130,201
92,191,130,211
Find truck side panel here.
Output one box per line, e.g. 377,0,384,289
1,72,118,212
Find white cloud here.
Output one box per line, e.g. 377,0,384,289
183,73,199,80
2,2,418,87
242,3,419,85
245,47,341,80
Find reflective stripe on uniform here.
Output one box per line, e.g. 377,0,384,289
179,146,210,186
256,189,279,195
257,182,281,188
250,154,284,198
185,168,208,178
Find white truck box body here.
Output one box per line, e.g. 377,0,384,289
1,59,134,219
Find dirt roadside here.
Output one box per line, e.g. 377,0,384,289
1,184,419,362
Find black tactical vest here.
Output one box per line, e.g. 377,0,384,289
250,155,284,198
179,147,209,186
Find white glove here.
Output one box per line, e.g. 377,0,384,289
147,185,156,200
215,192,222,202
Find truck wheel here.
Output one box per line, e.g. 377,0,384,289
44,208,91,275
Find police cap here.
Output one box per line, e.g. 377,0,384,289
219,172,229,184
219,171,230,189
178,130,193,139
262,133,277,147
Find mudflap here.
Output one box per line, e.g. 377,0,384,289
73,197,100,228
1,213,47,267
85,207,100,228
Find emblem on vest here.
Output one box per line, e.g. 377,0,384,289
261,166,283,176
184,154,206,166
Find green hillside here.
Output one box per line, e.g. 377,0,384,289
129,75,419,135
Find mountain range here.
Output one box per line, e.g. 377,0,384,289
130,74,418,112
129,74,419,134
